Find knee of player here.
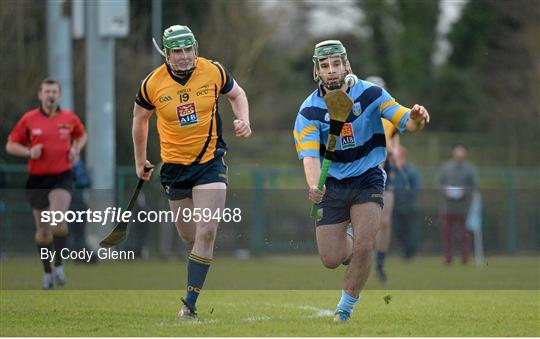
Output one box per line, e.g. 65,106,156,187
51,224,69,237
380,215,392,227
195,225,217,243
319,254,342,269
35,230,53,245
352,242,373,257
179,234,195,247
355,231,377,247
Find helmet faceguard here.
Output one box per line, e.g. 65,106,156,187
162,25,198,77
312,40,352,90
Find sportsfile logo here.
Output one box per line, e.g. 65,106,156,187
40,207,242,226
341,123,356,149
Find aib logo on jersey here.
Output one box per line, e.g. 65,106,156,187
177,103,198,127
341,123,356,149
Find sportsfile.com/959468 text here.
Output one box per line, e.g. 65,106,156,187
40,207,242,226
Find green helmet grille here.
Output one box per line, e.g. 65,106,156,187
162,25,197,51
313,40,347,63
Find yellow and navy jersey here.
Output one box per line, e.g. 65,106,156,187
382,118,399,148
293,80,410,180
135,57,234,165
381,118,400,168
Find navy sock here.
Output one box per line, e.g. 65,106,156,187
53,235,66,267
376,251,386,269
185,253,211,310
37,243,53,273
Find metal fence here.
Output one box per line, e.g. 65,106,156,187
1,164,539,257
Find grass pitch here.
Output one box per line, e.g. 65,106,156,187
1,255,539,336
1,290,538,336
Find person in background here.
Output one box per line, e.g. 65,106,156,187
438,144,478,264
6,78,87,288
68,159,97,263
392,145,421,259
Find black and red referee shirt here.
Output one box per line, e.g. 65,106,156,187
8,107,86,175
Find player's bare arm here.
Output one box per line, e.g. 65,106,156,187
225,81,251,138
132,102,155,180
405,104,430,132
303,156,325,204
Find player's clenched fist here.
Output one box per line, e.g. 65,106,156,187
309,184,326,204
410,104,430,125
136,160,154,181
233,119,251,138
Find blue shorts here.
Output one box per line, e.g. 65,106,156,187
317,166,385,226
160,157,228,201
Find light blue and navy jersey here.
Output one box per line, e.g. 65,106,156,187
293,80,410,180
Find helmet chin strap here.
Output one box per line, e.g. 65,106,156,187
168,55,196,77
170,67,194,77
321,69,347,91
322,79,344,91
316,57,349,91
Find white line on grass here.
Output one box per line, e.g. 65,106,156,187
297,305,334,318
158,302,333,326
159,319,221,326
266,303,334,319
243,315,272,322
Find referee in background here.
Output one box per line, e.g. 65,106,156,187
6,78,87,289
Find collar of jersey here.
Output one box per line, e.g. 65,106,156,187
39,105,61,117
166,64,193,86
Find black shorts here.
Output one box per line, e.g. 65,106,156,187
25,170,73,210
316,166,385,226
160,157,228,200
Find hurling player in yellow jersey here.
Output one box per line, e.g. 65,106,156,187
366,76,400,287
344,76,404,287
133,25,251,320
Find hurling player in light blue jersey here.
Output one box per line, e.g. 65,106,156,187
293,40,430,322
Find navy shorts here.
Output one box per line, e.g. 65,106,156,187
25,170,73,210
160,157,228,200
316,166,385,226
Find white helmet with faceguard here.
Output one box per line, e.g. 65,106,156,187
312,40,353,90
